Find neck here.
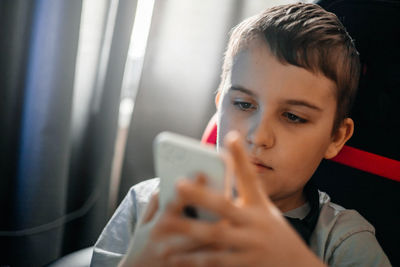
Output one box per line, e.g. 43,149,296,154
273,190,307,213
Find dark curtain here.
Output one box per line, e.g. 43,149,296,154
0,0,138,266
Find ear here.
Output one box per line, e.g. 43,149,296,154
215,91,221,109
324,118,354,159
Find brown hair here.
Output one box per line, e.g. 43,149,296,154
219,3,360,134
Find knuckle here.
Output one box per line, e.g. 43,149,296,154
202,255,223,267
208,222,226,240
154,215,175,235
168,255,192,267
218,198,233,213
160,214,176,230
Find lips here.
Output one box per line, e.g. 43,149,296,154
250,157,273,171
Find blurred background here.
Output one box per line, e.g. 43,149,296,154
2,0,400,266
0,0,304,266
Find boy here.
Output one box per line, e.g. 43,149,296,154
91,3,391,266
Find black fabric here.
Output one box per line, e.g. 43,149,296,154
0,0,35,239
316,0,400,160
314,1,400,265
285,182,320,245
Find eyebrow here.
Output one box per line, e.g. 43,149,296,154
283,99,322,111
228,86,257,97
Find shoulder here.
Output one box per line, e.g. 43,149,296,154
116,177,160,229
107,177,160,224
315,191,375,236
91,178,160,266
130,177,160,204
310,191,391,266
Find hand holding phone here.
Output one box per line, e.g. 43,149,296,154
122,132,226,264
154,131,226,221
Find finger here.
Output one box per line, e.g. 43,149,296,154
141,191,159,224
168,250,247,267
176,179,248,225
155,210,255,250
152,214,223,257
224,131,268,206
163,177,189,216
151,234,206,260
164,174,207,216
193,172,233,203
193,173,207,186
175,218,248,248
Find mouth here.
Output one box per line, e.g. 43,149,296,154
251,158,273,172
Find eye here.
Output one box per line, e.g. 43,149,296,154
283,112,307,123
233,101,257,111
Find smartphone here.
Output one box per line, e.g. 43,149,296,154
154,131,226,221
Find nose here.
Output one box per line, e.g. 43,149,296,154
246,113,275,150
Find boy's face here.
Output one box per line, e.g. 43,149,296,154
216,41,352,211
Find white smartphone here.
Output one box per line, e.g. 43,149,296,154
154,131,226,221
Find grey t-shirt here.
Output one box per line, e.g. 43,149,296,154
90,178,391,266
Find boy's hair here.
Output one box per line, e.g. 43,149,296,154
219,3,360,134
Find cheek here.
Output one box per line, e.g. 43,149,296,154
281,129,332,175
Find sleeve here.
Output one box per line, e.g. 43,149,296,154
90,187,137,267
327,227,392,267
90,178,160,267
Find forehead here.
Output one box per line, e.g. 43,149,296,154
226,41,336,105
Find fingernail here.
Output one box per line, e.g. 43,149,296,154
195,173,207,185
176,179,188,190
224,131,240,146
